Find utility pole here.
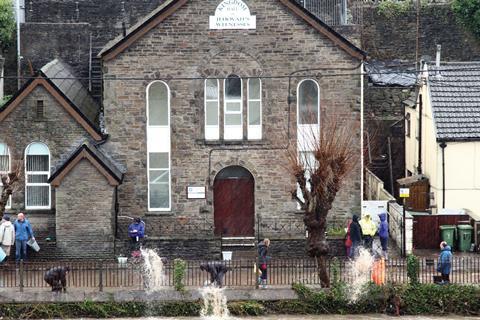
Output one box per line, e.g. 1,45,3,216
16,0,21,90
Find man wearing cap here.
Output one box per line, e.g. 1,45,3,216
0,215,15,260
14,213,35,262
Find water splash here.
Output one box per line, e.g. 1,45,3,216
199,286,230,319
348,248,374,301
141,248,166,291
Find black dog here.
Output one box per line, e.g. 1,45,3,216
200,262,231,288
44,266,70,292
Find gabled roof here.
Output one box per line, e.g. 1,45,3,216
49,142,124,187
428,62,480,142
99,0,366,61
0,60,104,141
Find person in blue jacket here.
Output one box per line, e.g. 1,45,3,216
378,213,389,259
437,241,452,284
14,212,35,262
128,217,145,252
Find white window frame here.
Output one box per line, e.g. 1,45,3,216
297,79,320,152
247,78,262,140
224,75,243,140
0,143,11,209
204,79,220,140
25,142,51,210
146,81,171,212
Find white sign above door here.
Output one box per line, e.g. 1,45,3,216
209,0,256,30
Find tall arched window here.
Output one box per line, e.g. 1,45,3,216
0,143,11,209
147,81,171,211
248,78,262,140
205,79,220,140
224,75,243,140
25,142,50,209
297,79,320,152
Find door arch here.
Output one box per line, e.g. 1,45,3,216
214,166,254,237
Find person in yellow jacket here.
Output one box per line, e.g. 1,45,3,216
359,213,377,250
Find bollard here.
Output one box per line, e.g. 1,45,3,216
19,260,24,292
98,261,103,292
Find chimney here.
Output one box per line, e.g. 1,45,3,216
0,54,4,100
436,44,441,68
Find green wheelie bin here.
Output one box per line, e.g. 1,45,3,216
457,224,473,252
439,225,456,249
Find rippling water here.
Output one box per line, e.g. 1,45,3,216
65,315,479,320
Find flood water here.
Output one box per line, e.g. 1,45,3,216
66,315,479,320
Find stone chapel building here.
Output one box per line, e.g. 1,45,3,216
1,0,365,259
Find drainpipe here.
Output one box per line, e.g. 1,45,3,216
417,94,423,174
440,141,447,209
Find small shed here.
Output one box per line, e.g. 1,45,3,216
397,175,430,212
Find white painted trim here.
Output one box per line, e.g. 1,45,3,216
146,81,171,212
247,78,262,140
296,79,320,152
24,142,51,210
205,79,220,140
224,75,243,140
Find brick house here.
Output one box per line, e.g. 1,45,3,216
1,0,365,259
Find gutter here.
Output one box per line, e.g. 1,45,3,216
439,141,447,209
417,94,423,174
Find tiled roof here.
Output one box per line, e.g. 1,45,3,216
429,62,480,141
41,59,100,129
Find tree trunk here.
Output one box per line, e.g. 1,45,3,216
305,209,330,287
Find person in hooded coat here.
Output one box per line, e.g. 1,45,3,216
200,262,230,288
258,238,271,288
359,213,377,250
44,266,70,292
349,215,363,258
378,213,389,258
128,217,145,253
437,241,452,284
0,215,15,259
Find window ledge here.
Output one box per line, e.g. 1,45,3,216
196,139,268,146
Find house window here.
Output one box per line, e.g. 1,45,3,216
248,78,262,140
0,143,11,209
297,79,320,151
147,81,171,211
25,142,50,209
405,113,411,137
224,75,243,140
205,79,220,140
36,100,44,119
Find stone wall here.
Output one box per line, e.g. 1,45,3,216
55,159,115,258
362,3,480,61
102,0,362,242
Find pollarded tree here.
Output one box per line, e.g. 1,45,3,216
289,116,358,287
0,142,21,216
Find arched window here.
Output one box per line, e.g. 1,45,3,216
297,79,320,125
147,81,171,211
205,79,220,140
0,143,11,209
224,75,243,140
248,78,262,140
25,142,50,209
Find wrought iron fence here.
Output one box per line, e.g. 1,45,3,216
296,0,365,26
1,256,480,291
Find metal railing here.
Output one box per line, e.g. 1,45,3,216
296,0,364,26
1,256,480,291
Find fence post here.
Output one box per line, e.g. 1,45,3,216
98,261,103,292
19,260,24,292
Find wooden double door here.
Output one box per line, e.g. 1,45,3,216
213,166,254,237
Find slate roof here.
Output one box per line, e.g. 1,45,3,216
429,62,480,141
365,60,417,87
41,59,101,129
49,142,125,185
99,0,366,60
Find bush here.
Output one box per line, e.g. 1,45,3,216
452,0,480,37
0,0,15,52
406,254,420,285
229,301,266,316
376,0,413,18
173,258,187,292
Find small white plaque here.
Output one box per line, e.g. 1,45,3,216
399,188,410,198
209,0,256,30
187,186,206,199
